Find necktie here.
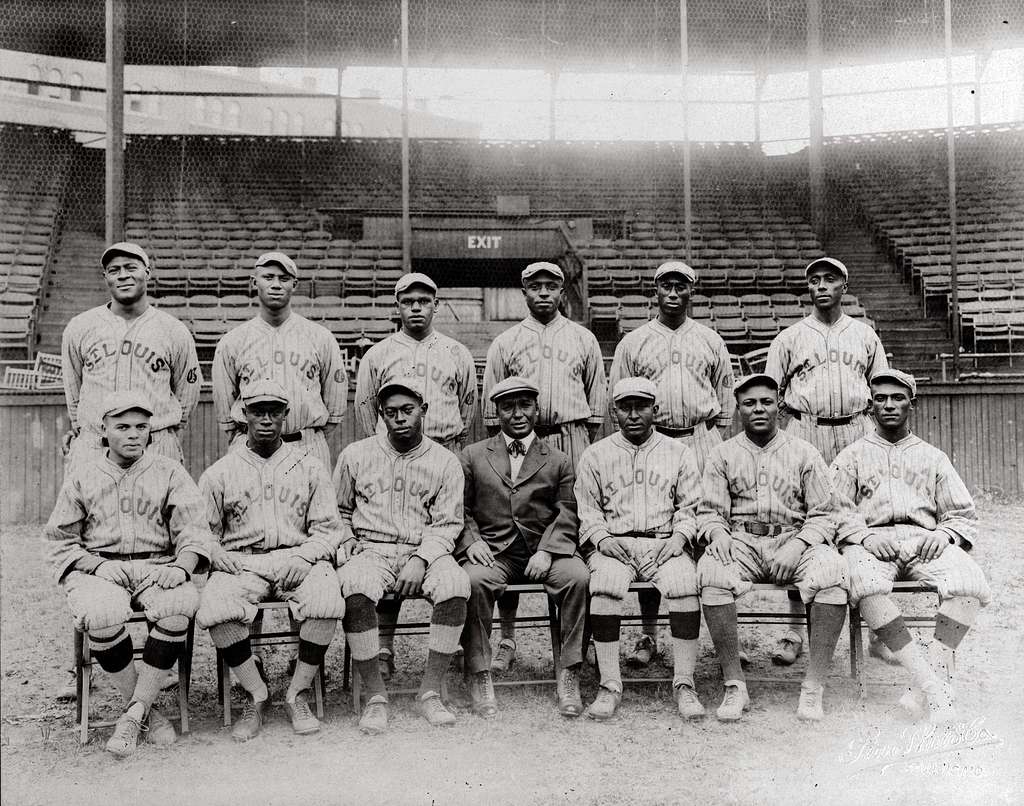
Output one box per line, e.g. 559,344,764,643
509,439,525,457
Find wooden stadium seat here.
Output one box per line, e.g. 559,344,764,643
747,317,780,341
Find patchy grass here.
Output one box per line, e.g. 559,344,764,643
2,507,1022,806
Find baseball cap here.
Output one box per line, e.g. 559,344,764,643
521,261,564,283
378,378,425,404
394,272,438,296
489,376,540,403
254,251,299,278
654,261,697,284
102,391,154,419
241,379,289,407
101,242,150,269
612,377,657,403
804,256,849,281
733,373,779,397
870,368,917,397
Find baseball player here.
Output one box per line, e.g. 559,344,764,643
44,392,210,757
197,380,345,741
355,272,477,680
335,379,470,733
832,369,991,723
212,251,348,472
697,373,848,722
482,261,607,672
574,377,705,721
61,241,201,469
457,376,588,718
608,260,735,668
765,256,888,666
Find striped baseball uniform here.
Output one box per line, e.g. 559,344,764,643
196,443,345,629
334,434,469,604
765,314,888,464
697,430,846,605
61,304,201,466
608,317,735,471
45,450,211,631
355,329,477,450
575,431,701,600
482,313,607,467
831,432,990,606
212,313,348,470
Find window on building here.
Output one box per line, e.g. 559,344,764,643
128,83,143,113
46,68,64,99
69,73,83,102
26,64,41,95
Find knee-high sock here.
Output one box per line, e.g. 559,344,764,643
932,596,981,681
590,595,623,692
376,598,402,653
668,596,700,688
210,621,269,701
498,590,520,641
134,616,189,711
344,595,386,700
702,602,743,683
89,625,137,702
286,618,336,702
806,602,846,686
639,588,661,639
420,598,467,696
859,595,937,690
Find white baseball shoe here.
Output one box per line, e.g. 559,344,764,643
716,681,750,722
796,681,824,721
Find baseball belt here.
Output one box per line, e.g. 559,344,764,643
732,521,789,537
227,546,273,555
281,432,303,443
613,531,672,539
656,420,715,438
97,550,167,560
787,410,856,427
534,420,584,437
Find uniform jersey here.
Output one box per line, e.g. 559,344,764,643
608,317,735,429
333,434,464,565
45,450,211,582
765,314,887,418
355,329,477,444
482,313,607,429
199,442,342,562
212,313,348,435
831,432,977,549
698,430,836,547
61,304,201,435
574,431,700,548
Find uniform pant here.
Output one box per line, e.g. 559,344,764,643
537,421,591,469
843,528,991,606
460,536,589,673
782,412,873,465
67,426,183,471
588,537,699,601
197,549,345,629
698,530,848,606
338,546,470,605
231,427,331,474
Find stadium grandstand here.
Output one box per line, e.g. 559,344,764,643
1,0,1023,511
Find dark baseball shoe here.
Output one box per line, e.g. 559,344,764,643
106,707,144,758
284,693,320,735
796,682,824,721
378,648,396,682
358,694,389,734
586,686,622,721
716,682,750,722
231,695,267,742
625,635,657,667
556,665,583,717
490,639,516,674
417,691,457,727
674,683,706,719
145,707,177,746
470,670,498,717
772,632,803,666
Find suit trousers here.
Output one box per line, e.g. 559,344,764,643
460,535,589,674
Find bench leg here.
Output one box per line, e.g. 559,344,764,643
849,604,867,699
178,621,193,735
219,650,233,728
352,666,362,714
314,664,326,719
546,595,562,671
342,642,351,692
76,630,89,745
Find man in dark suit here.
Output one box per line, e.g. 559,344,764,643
457,376,589,718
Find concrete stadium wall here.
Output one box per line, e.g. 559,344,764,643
2,383,1022,523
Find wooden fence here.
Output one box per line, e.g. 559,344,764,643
2,382,1021,523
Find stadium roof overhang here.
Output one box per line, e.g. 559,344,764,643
3,0,1021,72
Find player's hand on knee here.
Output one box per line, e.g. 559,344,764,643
524,550,553,580
210,545,244,574
768,539,804,584
144,564,188,589
917,531,950,562
597,536,632,564
654,535,685,565
336,539,357,566
863,533,899,561
465,541,495,567
706,533,733,564
94,560,131,586
395,556,427,596
278,556,313,590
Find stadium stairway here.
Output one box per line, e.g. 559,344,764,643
827,223,952,381
35,230,109,355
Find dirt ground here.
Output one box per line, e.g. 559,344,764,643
2,504,1022,806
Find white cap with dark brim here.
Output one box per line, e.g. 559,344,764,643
241,378,290,407
804,256,849,280
378,378,425,403
394,272,438,296
870,368,917,398
654,260,697,284
521,261,564,283
612,376,657,403
102,390,154,419
101,242,151,269
254,251,299,278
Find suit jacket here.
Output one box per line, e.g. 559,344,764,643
456,433,579,558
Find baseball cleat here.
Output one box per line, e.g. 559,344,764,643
897,687,927,720
868,633,900,666
490,638,517,674
378,648,396,682
358,694,389,734
674,683,706,719
796,682,825,721
772,632,804,666
231,695,267,742
145,707,177,746
417,691,457,727
106,707,144,758
716,682,750,722
586,686,622,721
922,679,956,724
738,649,751,667
625,635,658,667
470,670,498,718
284,693,321,735
556,665,583,717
